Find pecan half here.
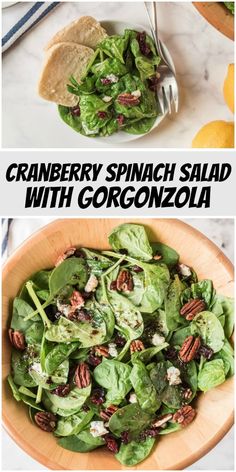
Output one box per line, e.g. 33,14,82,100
117,93,140,106
173,405,196,426
94,345,109,357
152,413,173,428
35,411,57,432
74,362,91,389
8,329,26,351
55,247,76,266
51,384,70,397
100,405,118,421
179,335,201,362
180,298,206,320
130,339,145,354
117,270,133,292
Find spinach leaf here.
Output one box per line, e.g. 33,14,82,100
99,34,129,63
25,321,44,345
149,361,182,409
11,298,41,332
108,223,153,261
198,359,225,392
158,422,181,435
109,403,153,439
151,242,179,267
58,431,104,452
214,340,234,377
44,342,79,375
29,359,69,390
191,311,225,353
131,344,168,364
49,258,88,299
93,358,132,405
170,325,192,347
124,117,156,135
165,275,185,331
55,409,94,436
7,375,21,401
191,280,213,306
115,437,156,465
211,294,234,339
137,263,170,313
108,291,144,339
11,350,37,388
43,384,91,416
130,359,160,413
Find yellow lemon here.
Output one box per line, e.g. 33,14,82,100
192,120,234,148
223,63,234,113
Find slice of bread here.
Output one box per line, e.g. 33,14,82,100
38,42,94,106
45,16,107,51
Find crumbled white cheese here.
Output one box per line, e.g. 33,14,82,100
108,343,118,357
131,89,141,98
129,393,137,403
30,362,42,374
90,421,108,437
152,333,165,346
106,74,118,83
178,263,191,277
167,366,182,386
102,95,112,103
85,274,99,293
56,300,71,316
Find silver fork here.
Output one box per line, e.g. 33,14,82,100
144,2,179,114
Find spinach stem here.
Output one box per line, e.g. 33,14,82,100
101,255,125,304
102,250,140,267
18,386,37,399
36,385,43,404
23,299,50,322
25,282,51,329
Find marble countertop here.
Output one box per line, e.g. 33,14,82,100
2,217,234,470
2,1,234,148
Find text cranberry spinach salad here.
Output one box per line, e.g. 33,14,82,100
8,224,234,466
59,30,162,137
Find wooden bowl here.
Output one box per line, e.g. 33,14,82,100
193,2,234,40
2,218,234,470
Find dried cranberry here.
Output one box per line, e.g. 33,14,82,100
139,427,159,440
74,249,85,258
81,291,93,300
117,114,125,126
90,388,105,405
76,309,92,322
165,346,178,360
71,105,81,117
87,353,102,367
132,265,143,273
82,404,90,412
121,431,130,444
110,280,117,290
119,248,128,255
114,333,126,347
137,31,152,57
51,384,70,396
101,77,112,85
198,344,214,360
97,111,107,119
104,434,119,453
148,75,159,91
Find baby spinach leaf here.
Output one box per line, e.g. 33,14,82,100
198,359,225,392
7,375,21,401
58,432,104,452
108,291,144,339
115,437,156,465
109,403,153,439
55,409,94,437
10,298,41,332
211,294,234,339
29,359,69,390
93,358,132,405
165,275,185,331
214,340,234,377
158,422,181,435
45,313,107,347
43,384,91,416
11,350,37,388
44,342,79,375
149,361,182,409
138,263,170,313
170,326,192,347
99,34,129,63
131,343,168,364
108,223,153,261
191,311,225,353
130,359,161,413
49,258,88,299
191,280,213,307
151,242,179,266
25,321,44,345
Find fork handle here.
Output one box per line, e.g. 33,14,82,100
144,2,165,62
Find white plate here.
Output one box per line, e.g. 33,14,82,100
84,20,177,144
2,2,19,8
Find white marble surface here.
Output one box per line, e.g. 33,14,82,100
2,1,234,148
2,217,234,470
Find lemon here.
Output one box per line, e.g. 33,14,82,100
223,64,234,113
192,120,234,148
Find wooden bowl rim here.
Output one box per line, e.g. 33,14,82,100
2,218,234,470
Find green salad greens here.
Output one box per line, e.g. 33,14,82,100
7,223,234,466
58,29,161,137
224,2,235,14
